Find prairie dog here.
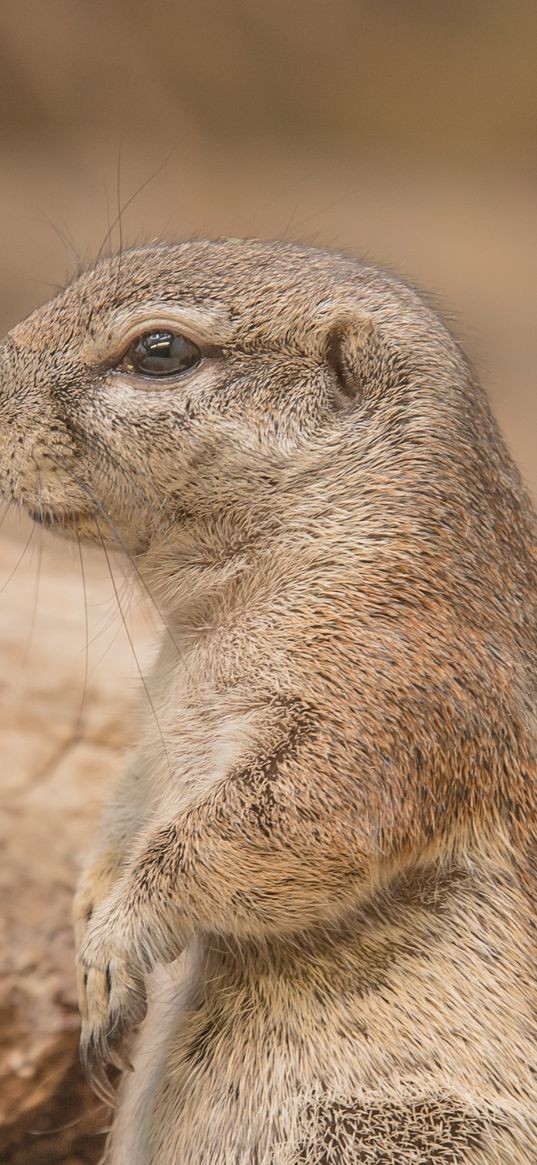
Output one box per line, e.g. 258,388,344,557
1,239,537,1163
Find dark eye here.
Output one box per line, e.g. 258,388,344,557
124,331,201,377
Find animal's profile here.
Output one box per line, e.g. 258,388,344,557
1,239,536,1163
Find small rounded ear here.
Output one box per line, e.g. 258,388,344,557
324,314,375,410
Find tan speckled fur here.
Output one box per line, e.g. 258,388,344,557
1,239,536,1162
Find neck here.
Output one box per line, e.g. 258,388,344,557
137,500,321,630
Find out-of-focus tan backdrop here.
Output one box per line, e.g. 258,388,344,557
0,1,536,1161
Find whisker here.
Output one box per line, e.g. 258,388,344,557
26,1054,81,1090
15,454,174,762
20,464,46,669
74,534,90,736
92,614,126,669
25,277,65,293
48,452,185,663
0,497,14,534
29,1100,110,1135
82,574,134,655
33,453,199,732
114,141,124,301
98,525,172,774
21,527,43,670
280,198,301,242
0,522,36,593
95,144,178,263
38,211,82,281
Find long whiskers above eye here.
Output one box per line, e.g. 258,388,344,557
95,144,177,264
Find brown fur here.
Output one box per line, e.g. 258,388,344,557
1,238,536,1162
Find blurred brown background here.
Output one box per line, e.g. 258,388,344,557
0,1,536,1161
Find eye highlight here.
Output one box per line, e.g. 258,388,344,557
120,330,201,378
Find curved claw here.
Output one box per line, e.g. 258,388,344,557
85,1059,118,1108
79,957,147,1098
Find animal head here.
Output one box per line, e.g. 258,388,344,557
1,237,535,617
0,239,482,550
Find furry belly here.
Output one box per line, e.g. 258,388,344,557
104,953,537,1165
106,962,305,1165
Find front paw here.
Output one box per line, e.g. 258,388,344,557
73,855,122,953
77,912,147,1098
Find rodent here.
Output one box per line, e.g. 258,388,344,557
1,238,536,1164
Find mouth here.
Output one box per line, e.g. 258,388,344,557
26,503,151,556
27,507,109,548
26,507,147,553
28,507,85,529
